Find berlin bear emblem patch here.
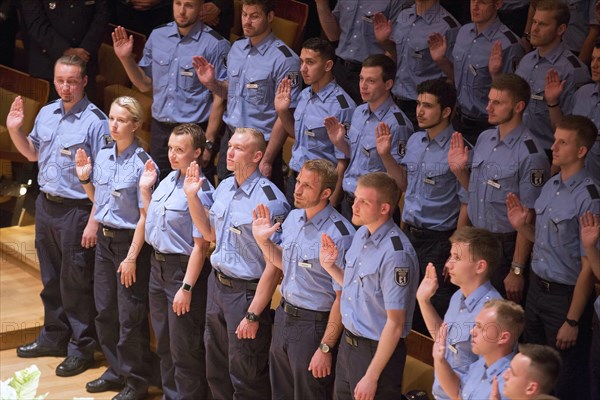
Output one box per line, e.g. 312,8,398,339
395,268,409,287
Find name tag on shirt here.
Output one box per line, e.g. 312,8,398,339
362,14,374,23
298,261,312,268
111,190,121,198
246,83,259,89
361,146,370,157
305,130,315,137
180,69,194,77
448,344,458,354
487,179,501,189
531,94,544,101
469,64,478,77
229,226,241,235
424,177,435,185
60,148,71,156
412,51,423,59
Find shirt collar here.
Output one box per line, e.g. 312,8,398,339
301,203,335,230
57,95,90,119
310,80,338,103
431,124,454,147
167,20,205,40
474,18,503,41
363,219,397,247
110,141,138,161
243,32,277,56
461,281,496,312
363,96,396,121
483,352,515,383
492,123,527,149
558,168,589,193
533,42,567,65
417,2,443,25
235,169,262,196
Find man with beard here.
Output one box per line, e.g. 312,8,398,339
448,74,549,303
274,37,356,206
112,0,230,181
251,159,355,399
194,0,300,187
8,55,108,377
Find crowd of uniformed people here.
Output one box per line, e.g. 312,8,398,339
4,0,600,399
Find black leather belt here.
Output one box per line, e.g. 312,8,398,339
345,329,404,348
101,224,135,239
405,224,453,239
532,272,574,294
455,107,489,126
214,270,258,291
336,56,362,72
153,249,189,263
489,231,518,242
43,192,92,206
281,299,330,322
344,191,355,204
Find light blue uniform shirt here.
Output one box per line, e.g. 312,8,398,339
28,96,108,199
432,281,502,400
532,170,600,285
92,141,152,229
468,124,550,233
340,219,419,340
145,170,214,255
332,0,406,63
391,2,460,101
139,21,230,123
562,0,599,54
280,205,355,312
343,96,414,194
209,171,290,280
289,80,356,173
453,19,524,119
223,33,300,141
516,42,591,149
460,353,514,400
401,125,468,231
570,82,600,178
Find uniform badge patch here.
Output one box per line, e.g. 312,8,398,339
395,268,409,287
397,141,407,158
273,214,285,233
530,169,544,187
287,72,300,88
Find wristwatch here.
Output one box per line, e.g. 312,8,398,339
566,318,579,327
245,312,259,322
319,343,331,354
510,262,524,276
181,282,193,292
205,140,214,151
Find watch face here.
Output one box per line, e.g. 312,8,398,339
320,343,330,353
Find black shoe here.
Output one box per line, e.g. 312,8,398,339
86,378,124,393
55,356,93,377
16,341,67,358
112,386,148,400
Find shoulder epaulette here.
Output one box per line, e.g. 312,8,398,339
155,22,170,29
262,185,277,201
391,236,403,251
45,98,60,106
443,15,458,29
207,29,225,41
277,45,293,58
567,54,582,69
393,112,406,126
201,179,211,191
586,184,600,199
91,108,107,120
502,30,518,44
334,220,350,236
136,150,149,164
235,36,245,41
336,94,350,109
524,139,538,154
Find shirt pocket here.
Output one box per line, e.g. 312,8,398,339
93,174,111,207
177,56,198,92
163,195,189,230
113,178,139,209
357,262,381,303
447,339,478,372
152,49,171,88
422,164,453,198
59,135,86,167
243,71,272,104
547,208,579,248
487,162,518,204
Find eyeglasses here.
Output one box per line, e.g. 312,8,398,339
54,79,82,87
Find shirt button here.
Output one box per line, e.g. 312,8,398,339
348,297,352,300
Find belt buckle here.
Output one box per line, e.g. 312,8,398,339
539,278,550,292
284,302,299,317
46,193,63,203
345,333,358,347
217,272,232,287
154,251,166,262
102,227,114,238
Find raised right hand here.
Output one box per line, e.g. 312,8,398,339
6,96,25,131
112,26,134,59
139,159,158,189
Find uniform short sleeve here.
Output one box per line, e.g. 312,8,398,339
139,34,154,77
518,150,550,209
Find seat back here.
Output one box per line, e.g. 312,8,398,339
274,0,308,52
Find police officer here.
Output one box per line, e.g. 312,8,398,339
140,124,214,399
194,0,300,187
74,96,154,400
275,37,356,206
433,0,525,144
113,0,230,181
20,0,110,101
373,0,460,127
314,0,405,104
251,159,355,399
507,115,600,400
189,128,290,399
433,299,523,400
449,74,550,302
8,55,108,376
320,172,419,400
326,54,413,222
417,227,503,400
516,0,591,154
378,78,467,333
545,38,600,177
